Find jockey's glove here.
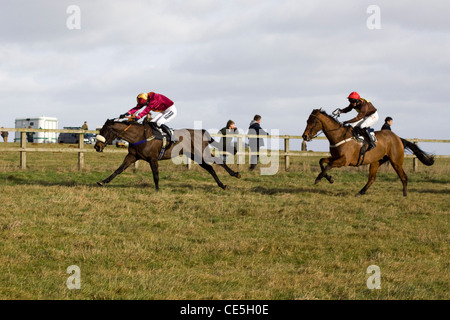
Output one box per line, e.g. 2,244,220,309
119,113,129,119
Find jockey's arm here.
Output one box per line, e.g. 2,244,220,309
339,105,353,114
345,105,368,123
124,103,145,118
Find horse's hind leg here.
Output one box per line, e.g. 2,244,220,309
97,153,136,186
202,147,241,179
390,161,408,197
199,162,228,190
357,161,381,196
218,162,241,179
190,153,227,190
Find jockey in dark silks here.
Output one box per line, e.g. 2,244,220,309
338,91,379,151
120,92,177,142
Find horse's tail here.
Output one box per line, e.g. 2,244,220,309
203,129,222,149
401,138,435,166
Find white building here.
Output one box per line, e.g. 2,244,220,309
15,117,58,143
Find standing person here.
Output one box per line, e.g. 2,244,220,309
381,117,393,131
338,91,379,151
81,121,88,130
1,127,8,142
248,115,268,170
26,126,34,143
218,120,238,163
120,92,177,143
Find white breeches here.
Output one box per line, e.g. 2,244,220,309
151,105,177,127
350,111,379,128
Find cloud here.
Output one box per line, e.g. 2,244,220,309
0,0,449,154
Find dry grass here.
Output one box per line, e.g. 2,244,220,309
0,143,448,299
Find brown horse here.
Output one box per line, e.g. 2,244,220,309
94,119,241,190
302,109,434,196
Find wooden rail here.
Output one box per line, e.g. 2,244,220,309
0,128,449,172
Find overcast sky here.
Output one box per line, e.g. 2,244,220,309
1,0,449,153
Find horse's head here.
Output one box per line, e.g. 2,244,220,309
302,109,324,141
94,119,118,152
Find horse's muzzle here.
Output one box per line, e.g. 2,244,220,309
302,134,310,142
94,142,104,152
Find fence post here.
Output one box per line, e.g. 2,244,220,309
301,140,307,151
20,131,27,169
284,138,290,171
185,155,192,170
78,133,84,171
237,137,244,169
413,141,419,172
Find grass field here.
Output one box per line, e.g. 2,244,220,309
0,143,448,299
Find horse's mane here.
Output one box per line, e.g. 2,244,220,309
314,109,340,125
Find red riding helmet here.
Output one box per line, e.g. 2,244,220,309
348,92,361,100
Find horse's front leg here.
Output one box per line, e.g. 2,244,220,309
315,156,347,184
315,157,334,184
148,158,160,191
97,153,137,186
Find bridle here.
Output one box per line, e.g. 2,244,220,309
96,120,133,145
306,112,343,139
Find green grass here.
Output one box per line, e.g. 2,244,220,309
0,143,448,299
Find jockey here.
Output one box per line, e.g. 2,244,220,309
120,92,177,142
338,92,379,151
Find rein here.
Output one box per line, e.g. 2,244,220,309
308,113,343,138
97,121,133,145
307,112,353,147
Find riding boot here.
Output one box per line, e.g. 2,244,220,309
353,127,364,142
365,128,376,151
160,124,178,143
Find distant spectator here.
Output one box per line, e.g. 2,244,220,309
381,117,393,131
218,120,238,162
82,121,88,130
26,126,34,143
248,115,268,170
144,114,153,124
1,127,8,142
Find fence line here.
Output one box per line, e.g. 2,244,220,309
0,128,449,172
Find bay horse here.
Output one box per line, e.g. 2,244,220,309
302,109,434,196
94,119,241,190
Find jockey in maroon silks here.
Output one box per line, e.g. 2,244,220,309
120,92,177,142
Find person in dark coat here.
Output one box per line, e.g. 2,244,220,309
1,127,8,142
218,120,238,162
248,115,268,170
381,117,393,131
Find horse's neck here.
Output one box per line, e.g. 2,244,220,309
320,116,350,144
113,123,142,142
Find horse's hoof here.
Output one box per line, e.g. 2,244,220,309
222,185,229,190
328,177,335,184
355,192,364,197
97,181,105,187
314,179,321,185
236,173,241,179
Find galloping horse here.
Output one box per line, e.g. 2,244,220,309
302,109,434,196
94,119,241,190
